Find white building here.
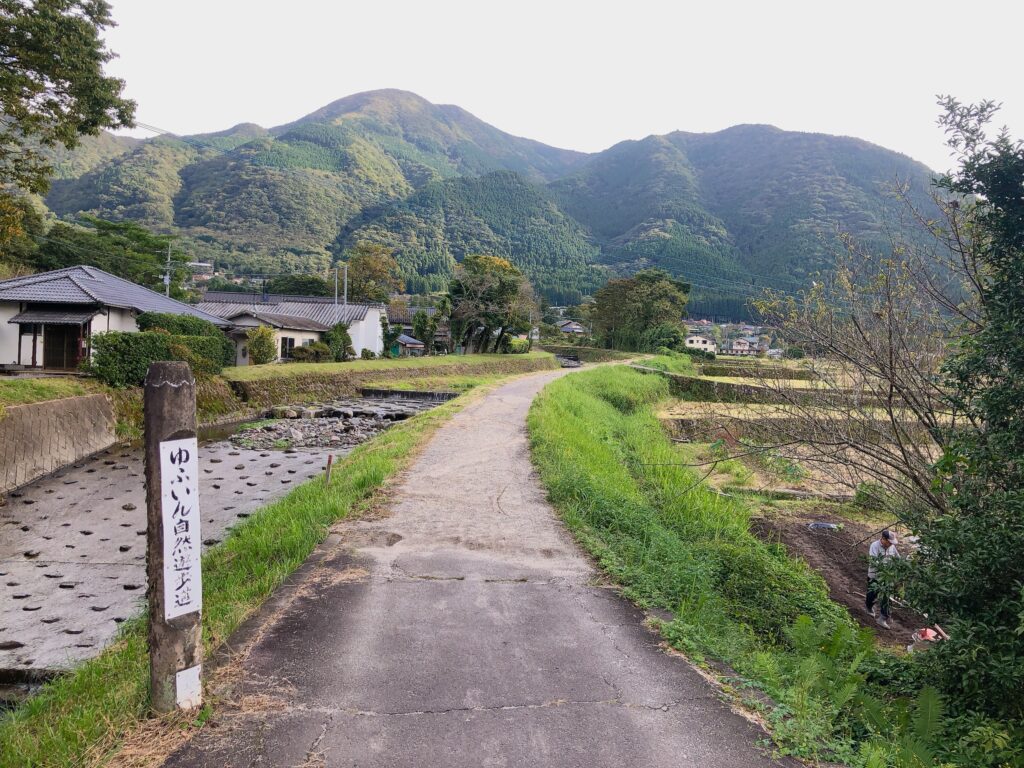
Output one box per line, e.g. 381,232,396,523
0,266,227,371
684,335,717,354
197,291,385,364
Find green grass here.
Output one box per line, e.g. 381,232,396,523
527,366,892,762
643,352,698,375
222,352,554,382
0,389,479,766
0,377,101,408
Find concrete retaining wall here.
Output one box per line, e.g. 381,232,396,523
0,394,116,493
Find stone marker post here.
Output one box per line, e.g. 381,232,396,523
144,361,203,713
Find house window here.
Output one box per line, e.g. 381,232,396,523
280,336,296,359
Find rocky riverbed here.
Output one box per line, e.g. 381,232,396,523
233,397,442,451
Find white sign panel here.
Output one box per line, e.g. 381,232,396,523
160,437,202,620
176,664,202,709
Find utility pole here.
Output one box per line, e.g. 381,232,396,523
163,243,172,297
334,268,339,306
343,263,348,306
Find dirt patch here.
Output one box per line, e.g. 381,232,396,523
752,510,922,645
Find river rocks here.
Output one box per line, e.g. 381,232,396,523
233,396,441,451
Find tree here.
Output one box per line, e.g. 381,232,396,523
265,274,331,296
411,310,438,353
0,193,44,276
245,326,277,365
590,269,690,351
0,0,135,235
901,99,1024,719
344,241,403,303
447,254,535,353
33,216,188,295
380,315,401,358
749,99,1024,719
323,322,355,361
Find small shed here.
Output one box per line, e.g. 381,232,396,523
392,334,425,357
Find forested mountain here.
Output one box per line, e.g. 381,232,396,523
340,171,604,303
38,89,939,314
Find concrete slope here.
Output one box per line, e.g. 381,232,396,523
165,370,796,767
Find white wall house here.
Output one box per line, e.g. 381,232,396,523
197,292,385,364
684,335,717,354
0,266,227,370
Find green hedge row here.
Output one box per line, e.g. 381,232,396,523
89,331,226,387
136,312,235,366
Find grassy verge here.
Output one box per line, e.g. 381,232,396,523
0,388,480,766
222,352,553,382
527,366,996,766
0,377,101,407
642,351,698,375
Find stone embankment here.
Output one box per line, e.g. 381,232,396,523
235,398,443,451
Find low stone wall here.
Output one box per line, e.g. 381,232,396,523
696,363,817,380
0,394,116,494
632,365,777,403
233,355,559,408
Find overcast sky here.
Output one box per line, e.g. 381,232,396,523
105,0,1021,172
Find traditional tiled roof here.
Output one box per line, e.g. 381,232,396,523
198,293,382,329
0,266,229,325
8,309,100,325
396,334,424,347
387,304,436,325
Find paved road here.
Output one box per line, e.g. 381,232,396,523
166,371,793,767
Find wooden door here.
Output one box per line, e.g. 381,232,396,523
42,325,78,370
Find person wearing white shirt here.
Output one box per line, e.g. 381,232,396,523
866,530,900,629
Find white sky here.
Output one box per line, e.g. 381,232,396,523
105,0,1022,172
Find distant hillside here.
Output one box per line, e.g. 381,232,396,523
340,171,605,304
40,89,939,311
550,126,938,313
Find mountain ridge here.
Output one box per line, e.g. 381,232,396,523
40,89,939,314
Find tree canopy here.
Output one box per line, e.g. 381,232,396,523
30,215,189,295
265,273,332,296
447,254,535,353
344,241,403,303
590,269,690,351
0,0,135,235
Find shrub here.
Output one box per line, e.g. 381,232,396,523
505,338,530,354
323,322,355,361
289,342,332,363
137,311,234,366
245,326,277,365
360,348,376,360
89,331,225,387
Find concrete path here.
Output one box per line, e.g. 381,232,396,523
165,371,794,768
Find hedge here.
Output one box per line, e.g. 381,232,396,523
89,331,226,387
136,312,235,366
